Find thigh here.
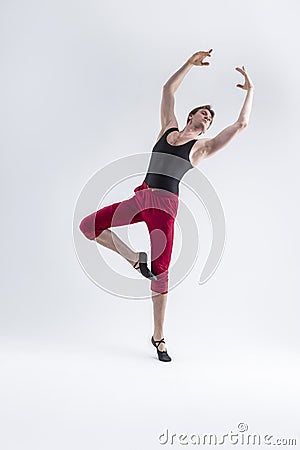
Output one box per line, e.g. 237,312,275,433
144,210,175,294
145,210,175,270
80,195,144,240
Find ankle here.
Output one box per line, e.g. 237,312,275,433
127,252,139,266
153,332,164,341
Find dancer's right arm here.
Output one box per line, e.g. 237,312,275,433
158,50,213,136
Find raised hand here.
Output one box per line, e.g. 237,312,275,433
188,49,213,66
235,65,254,90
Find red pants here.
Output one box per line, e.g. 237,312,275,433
79,182,179,294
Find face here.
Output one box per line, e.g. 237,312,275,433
189,108,213,132
196,109,212,130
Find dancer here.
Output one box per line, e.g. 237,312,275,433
79,49,254,362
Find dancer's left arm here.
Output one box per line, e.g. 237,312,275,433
202,66,254,159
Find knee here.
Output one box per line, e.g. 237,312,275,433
152,286,168,295
79,214,98,240
152,261,170,278
151,265,169,295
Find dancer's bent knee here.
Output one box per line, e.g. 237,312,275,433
79,213,106,240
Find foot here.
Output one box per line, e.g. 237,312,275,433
130,252,158,281
151,336,172,362
152,335,166,351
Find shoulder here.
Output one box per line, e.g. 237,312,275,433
154,120,179,144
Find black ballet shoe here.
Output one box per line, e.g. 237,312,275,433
133,252,158,281
151,336,172,362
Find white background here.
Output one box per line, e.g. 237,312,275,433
1,0,299,448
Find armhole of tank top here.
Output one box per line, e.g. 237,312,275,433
163,127,178,139
154,127,179,146
165,127,178,134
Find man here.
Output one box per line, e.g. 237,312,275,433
79,49,254,362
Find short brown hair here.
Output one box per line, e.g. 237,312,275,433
186,104,215,131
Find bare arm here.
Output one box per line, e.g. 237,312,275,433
203,66,254,158
159,50,213,131
163,60,193,94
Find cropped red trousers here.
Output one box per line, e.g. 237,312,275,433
79,181,179,294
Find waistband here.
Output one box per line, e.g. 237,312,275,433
134,181,179,198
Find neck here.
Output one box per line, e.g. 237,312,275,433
180,123,203,139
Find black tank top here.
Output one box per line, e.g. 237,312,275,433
144,127,196,195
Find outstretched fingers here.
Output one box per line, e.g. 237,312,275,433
235,65,254,90
202,49,213,65
235,66,245,74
